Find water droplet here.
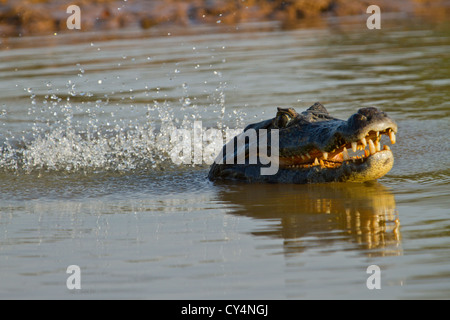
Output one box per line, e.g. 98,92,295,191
183,98,191,107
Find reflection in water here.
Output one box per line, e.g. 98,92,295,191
216,181,401,257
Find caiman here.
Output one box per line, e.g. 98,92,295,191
208,102,397,183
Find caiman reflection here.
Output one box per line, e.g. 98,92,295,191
216,181,401,257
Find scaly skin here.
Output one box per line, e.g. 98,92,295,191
208,102,397,183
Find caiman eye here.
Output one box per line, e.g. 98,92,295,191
275,107,297,128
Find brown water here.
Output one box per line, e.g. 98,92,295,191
0,15,449,299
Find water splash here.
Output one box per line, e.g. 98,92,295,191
0,79,241,174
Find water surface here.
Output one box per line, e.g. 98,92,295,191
0,16,449,299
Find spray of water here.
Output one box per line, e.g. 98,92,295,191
0,76,242,174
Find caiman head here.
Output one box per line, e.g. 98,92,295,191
208,102,398,184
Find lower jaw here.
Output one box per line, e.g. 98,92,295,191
209,151,394,184
339,150,394,182
278,150,394,183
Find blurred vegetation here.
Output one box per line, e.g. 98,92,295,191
0,0,448,37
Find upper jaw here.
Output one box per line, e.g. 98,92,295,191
279,109,398,169
333,109,397,161
342,108,398,144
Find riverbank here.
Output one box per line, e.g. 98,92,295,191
0,0,448,37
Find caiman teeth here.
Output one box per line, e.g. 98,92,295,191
389,130,396,144
282,128,396,170
360,137,367,148
342,147,350,160
368,139,376,155
375,140,381,152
